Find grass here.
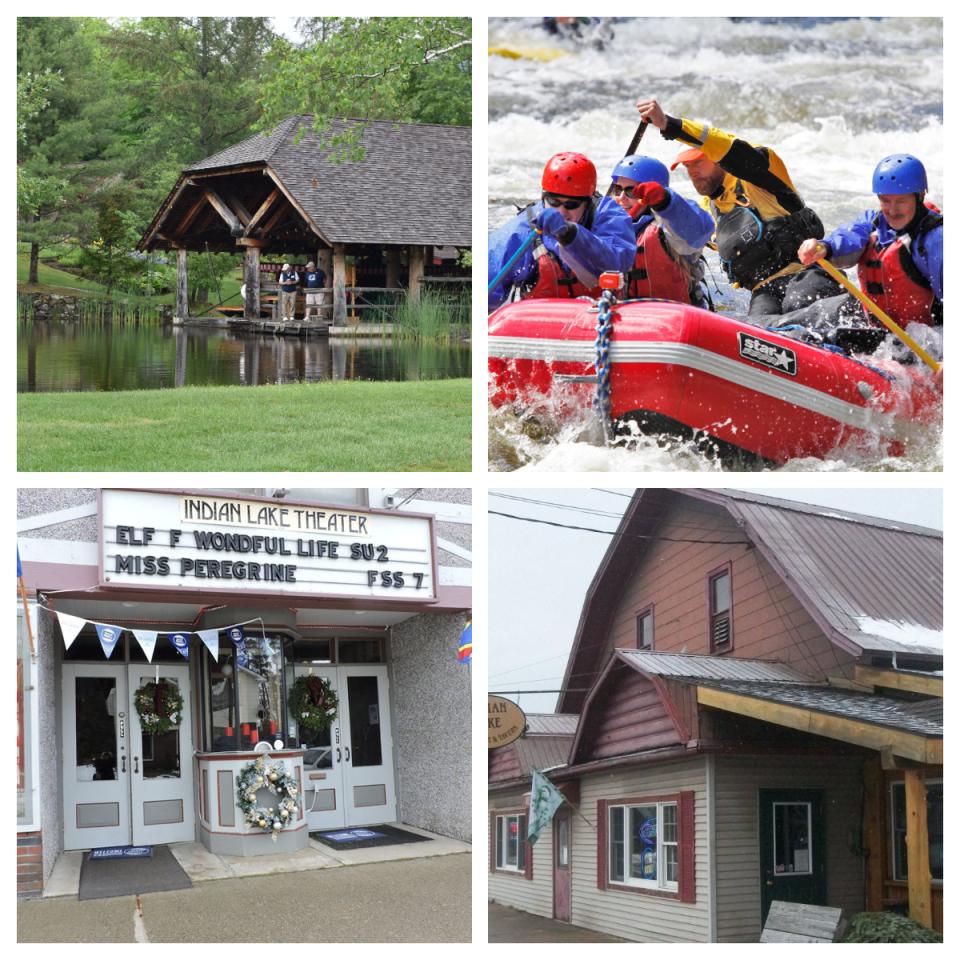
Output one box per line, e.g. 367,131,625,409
18,380,472,472
393,290,470,342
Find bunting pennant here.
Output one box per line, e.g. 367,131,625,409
228,625,249,668
197,629,220,661
457,618,472,664
168,633,190,660
57,612,88,651
95,623,123,659
132,630,158,662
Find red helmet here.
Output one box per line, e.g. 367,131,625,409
542,152,597,197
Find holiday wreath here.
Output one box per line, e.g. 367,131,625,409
133,680,183,734
236,756,299,840
290,675,339,733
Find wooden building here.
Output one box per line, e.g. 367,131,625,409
489,489,943,941
138,116,471,325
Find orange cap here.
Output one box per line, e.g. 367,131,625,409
670,147,706,171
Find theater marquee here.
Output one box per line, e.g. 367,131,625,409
99,489,436,601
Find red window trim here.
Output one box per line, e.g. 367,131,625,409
490,806,533,880
596,790,696,903
636,603,655,650
706,561,734,654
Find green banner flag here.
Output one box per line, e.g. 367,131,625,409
528,769,565,844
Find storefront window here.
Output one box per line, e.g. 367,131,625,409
608,801,679,892
17,608,34,825
891,780,943,882
495,813,527,871
338,639,384,663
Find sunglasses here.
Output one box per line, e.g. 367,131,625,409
543,193,588,210
610,184,638,199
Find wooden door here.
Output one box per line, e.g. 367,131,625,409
553,809,572,921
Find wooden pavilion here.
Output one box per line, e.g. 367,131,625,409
138,116,471,325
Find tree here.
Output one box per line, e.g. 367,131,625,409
260,18,471,159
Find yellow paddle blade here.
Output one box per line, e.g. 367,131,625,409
488,45,569,62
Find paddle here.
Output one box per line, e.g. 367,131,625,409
815,258,941,373
488,227,542,294
606,121,649,197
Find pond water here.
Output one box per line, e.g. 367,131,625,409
18,319,470,392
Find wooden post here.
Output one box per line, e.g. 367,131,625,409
318,247,333,320
242,243,261,321
385,248,400,288
175,247,189,322
862,758,884,912
333,243,347,326
408,245,425,304
905,769,932,927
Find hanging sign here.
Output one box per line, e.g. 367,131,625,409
99,490,436,601
488,696,526,750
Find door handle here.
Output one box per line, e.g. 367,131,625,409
336,747,341,762
134,757,139,774
345,746,351,762
121,755,126,773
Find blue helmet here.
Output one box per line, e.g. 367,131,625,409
872,154,927,195
611,154,670,187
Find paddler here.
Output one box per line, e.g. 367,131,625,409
610,154,714,307
635,97,842,316
798,154,942,332
488,152,636,312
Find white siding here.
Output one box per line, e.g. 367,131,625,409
488,791,553,918
571,757,710,943
714,755,866,942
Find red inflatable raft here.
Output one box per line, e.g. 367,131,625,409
488,297,940,464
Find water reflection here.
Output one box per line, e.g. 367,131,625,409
18,319,470,392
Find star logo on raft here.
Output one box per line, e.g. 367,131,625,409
737,332,798,376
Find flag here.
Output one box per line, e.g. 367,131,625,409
95,623,123,659
457,618,472,663
57,612,88,651
528,769,566,844
132,630,158,662
197,629,220,661
168,632,190,660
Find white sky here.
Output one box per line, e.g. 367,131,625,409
488,487,943,713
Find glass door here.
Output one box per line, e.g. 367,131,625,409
62,664,130,850
292,666,345,830
339,665,396,826
128,664,195,845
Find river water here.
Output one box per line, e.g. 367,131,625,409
18,320,470,392
488,16,942,472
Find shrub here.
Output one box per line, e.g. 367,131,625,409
841,912,941,943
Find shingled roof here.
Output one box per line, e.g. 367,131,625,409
183,115,471,247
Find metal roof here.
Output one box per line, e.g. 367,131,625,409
695,679,943,738
617,650,812,682
187,115,471,247
525,714,579,735
516,736,573,775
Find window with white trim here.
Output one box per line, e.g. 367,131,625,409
495,813,527,872
609,801,678,890
709,567,732,652
890,780,942,882
636,607,653,650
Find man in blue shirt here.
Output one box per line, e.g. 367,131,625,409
488,152,635,313
303,260,326,320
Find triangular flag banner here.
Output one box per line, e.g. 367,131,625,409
457,618,472,663
95,623,123,659
168,633,190,660
197,629,220,661
132,630,158,662
228,626,249,667
57,612,88,651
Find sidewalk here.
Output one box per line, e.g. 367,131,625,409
19,852,471,942
488,901,627,943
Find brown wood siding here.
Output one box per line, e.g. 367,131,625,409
713,755,865,942
577,665,681,763
605,501,854,681
489,744,522,782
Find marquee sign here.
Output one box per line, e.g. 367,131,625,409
99,490,436,601
488,696,526,750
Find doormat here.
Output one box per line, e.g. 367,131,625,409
89,845,153,860
79,844,192,901
309,824,434,850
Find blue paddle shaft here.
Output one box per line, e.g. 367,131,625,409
488,227,541,293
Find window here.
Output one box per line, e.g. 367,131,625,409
890,780,943,882
495,813,527,872
773,802,812,875
709,566,732,652
636,607,654,650
608,802,678,891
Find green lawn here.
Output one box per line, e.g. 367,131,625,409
18,380,472,471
